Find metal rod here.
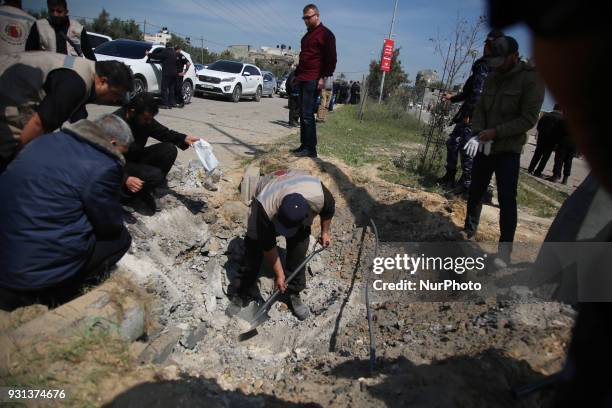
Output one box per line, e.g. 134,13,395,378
366,219,379,373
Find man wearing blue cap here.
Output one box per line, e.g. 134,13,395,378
232,169,335,320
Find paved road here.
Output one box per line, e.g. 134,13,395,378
407,107,589,192
88,94,296,169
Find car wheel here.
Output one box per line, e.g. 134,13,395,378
254,86,262,102
131,76,147,98
231,84,242,103
270,88,275,98
182,80,193,104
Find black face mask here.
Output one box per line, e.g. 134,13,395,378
49,15,69,27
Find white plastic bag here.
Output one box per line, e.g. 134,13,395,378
193,140,219,172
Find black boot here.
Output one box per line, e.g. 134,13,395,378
436,170,456,186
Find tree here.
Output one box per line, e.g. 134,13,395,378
366,47,409,101
254,59,287,78
81,9,142,40
430,14,486,91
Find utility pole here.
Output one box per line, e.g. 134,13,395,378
201,37,204,64
143,19,147,37
378,0,399,104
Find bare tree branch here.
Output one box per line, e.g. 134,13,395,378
431,14,486,91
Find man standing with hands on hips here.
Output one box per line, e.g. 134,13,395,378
292,3,336,158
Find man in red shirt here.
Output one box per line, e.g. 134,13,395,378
292,4,336,158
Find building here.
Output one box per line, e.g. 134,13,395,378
225,44,298,72
415,69,439,85
144,28,172,45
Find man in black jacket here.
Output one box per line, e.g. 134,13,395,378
147,43,177,109
528,104,563,177
174,45,191,108
114,94,200,211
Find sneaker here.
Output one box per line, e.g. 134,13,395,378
547,175,561,183
289,293,310,320
291,145,305,153
294,150,317,158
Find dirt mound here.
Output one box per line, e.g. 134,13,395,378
101,149,570,406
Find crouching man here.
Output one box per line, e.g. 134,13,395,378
232,170,335,320
114,93,200,211
0,115,134,311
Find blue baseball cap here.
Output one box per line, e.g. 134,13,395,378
274,193,309,237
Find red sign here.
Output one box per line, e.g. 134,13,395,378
380,39,394,72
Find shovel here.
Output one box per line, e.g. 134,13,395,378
237,246,326,341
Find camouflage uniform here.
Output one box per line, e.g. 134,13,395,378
444,58,490,188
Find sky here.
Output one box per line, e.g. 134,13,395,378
23,0,553,108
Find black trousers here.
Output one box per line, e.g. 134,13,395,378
0,227,132,311
552,145,576,178
124,143,178,197
161,75,176,107
528,142,555,175
288,94,300,126
465,152,521,242
239,227,311,295
174,75,184,105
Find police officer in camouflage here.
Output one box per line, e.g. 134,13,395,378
438,30,504,192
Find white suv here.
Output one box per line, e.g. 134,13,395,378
196,60,263,102
94,39,197,104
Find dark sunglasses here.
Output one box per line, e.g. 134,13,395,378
488,0,595,38
302,13,318,21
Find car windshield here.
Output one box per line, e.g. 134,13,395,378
87,35,109,49
207,60,243,74
95,40,152,59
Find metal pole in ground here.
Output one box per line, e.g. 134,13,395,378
358,74,368,122
366,219,379,373
378,0,399,104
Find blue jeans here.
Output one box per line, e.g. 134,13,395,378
298,80,318,153
465,152,520,242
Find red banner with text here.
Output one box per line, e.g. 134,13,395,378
380,39,394,72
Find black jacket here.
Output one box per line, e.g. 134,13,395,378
148,47,177,77
114,107,189,162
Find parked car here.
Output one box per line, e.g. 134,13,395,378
261,71,277,98
86,32,112,52
94,39,197,104
196,60,264,102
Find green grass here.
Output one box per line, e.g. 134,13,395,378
520,170,570,203
318,102,422,166
313,102,566,218
4,325,135,407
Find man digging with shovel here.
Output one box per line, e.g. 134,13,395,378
229,169,335,321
